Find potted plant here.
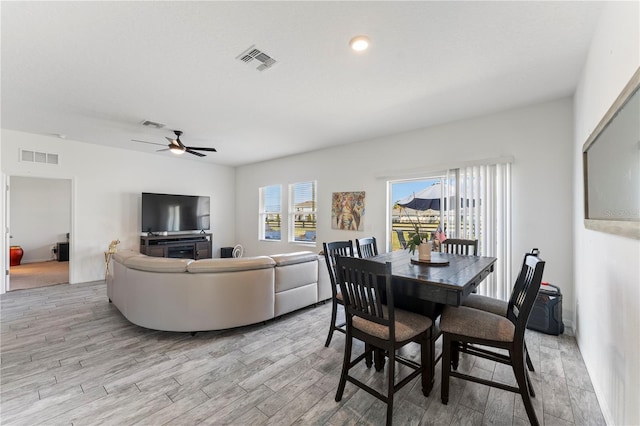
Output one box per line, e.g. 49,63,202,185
400,207,432,258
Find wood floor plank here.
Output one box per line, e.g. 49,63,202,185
459,365,493,412
131,389,209,425
0,281,606,426
567,384,606,426
540,373,575,423
481,387,515,426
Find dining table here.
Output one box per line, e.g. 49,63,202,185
367,249,497,396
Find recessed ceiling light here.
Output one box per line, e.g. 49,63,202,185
350,35,370,52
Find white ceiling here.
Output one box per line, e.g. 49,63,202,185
1,1,604,167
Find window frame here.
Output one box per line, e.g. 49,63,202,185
288,180,317,245
259,184,282,241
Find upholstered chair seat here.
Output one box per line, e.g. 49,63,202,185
353,305,432,342
462,294,508,316
441,306,514,342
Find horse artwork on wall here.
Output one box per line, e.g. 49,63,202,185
331,191,365,231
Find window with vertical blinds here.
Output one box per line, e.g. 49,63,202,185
259,185,281,241
289,181,317,244
443,162,512,300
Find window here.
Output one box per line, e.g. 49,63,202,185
259,185,281,241
289,181,317,243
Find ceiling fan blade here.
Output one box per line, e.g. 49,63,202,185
132,139,166,146
157,148,170,152
186,146,217,152
185,149,206,157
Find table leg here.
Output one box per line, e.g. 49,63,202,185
422,325,438,396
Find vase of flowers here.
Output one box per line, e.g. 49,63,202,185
401,207,433,259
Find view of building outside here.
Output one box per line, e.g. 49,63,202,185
290,181,316,243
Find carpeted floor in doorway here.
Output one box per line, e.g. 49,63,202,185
9,261,69,291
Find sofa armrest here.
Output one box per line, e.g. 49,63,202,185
270,251,318,266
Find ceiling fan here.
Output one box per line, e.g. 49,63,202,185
132,130,217,157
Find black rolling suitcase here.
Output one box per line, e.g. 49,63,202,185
527,282,564,335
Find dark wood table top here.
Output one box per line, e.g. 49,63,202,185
369,250,497,306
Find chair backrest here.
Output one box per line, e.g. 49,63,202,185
323,241,355,292
395,230,408,249
334,256,394,339
356,237,378,258
441,238,478,255
507,250,545,340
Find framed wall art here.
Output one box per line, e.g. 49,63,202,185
332,191,365,231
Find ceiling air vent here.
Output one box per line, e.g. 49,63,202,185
140,120,165,129
236,45,277,72
20,149,59,165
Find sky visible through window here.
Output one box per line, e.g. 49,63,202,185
263,185,281,212
392,178,440,204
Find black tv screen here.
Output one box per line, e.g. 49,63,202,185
142,193,210,233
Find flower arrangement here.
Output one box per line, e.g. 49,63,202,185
400,207,431,254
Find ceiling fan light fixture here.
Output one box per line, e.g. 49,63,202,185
349,35,370,52
169,145,185,155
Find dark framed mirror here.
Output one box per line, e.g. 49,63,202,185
583,67,640,239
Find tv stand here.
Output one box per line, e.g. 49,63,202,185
140,233,212,260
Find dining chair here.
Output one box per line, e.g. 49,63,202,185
395,230,408,249
462,248,540,372
334,256,432,426
440,238,478,255
322,240,354,347
440,251,545,426
356,236,378,258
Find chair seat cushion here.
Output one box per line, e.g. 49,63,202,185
353,306,432,342
440,306,515,342
462,294,508,316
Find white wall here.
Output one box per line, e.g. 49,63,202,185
9,176,71,263
1,129,236,285
573,2,640,425
236,97,575,320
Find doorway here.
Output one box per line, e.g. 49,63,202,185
8,176,71,291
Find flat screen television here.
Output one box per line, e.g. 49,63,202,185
141,192,210,233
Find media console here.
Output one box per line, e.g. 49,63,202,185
140,233,212,260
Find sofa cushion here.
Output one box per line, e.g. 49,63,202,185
124,256,192,273
187,256,275,273
270,251,318,266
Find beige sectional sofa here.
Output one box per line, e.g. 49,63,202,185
108,249,330,332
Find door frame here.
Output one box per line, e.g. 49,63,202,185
3,174,76,293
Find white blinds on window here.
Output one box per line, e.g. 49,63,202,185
445,162,512,301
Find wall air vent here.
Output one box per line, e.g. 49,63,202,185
140,120,165,129
20,149,59,165
236,45,278,72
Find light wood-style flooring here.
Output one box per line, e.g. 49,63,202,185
0,281,605,425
